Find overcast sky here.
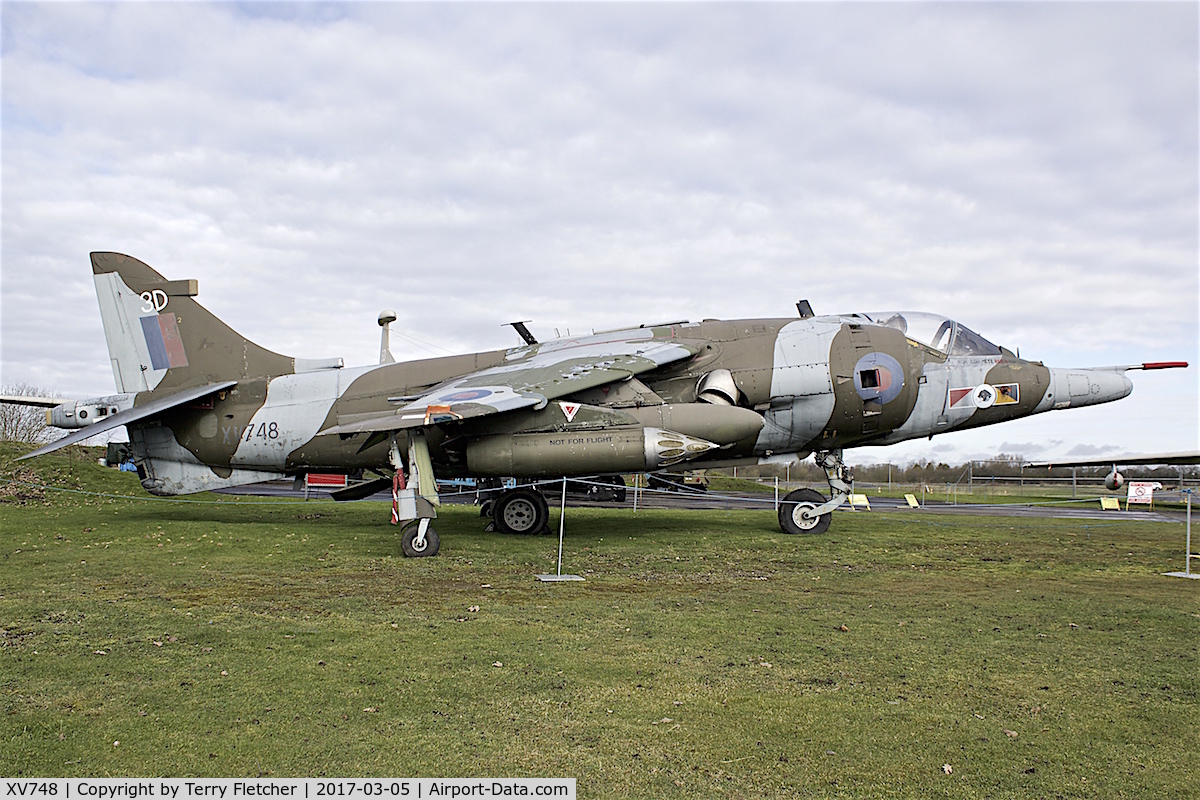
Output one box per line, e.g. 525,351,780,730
2,1,1196,465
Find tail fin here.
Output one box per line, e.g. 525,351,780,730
91,252,295,393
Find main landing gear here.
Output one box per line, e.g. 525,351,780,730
488,487,551,535
778,450,852,536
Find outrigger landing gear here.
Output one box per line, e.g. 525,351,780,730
400,518,440,557
778,449,852,535
389,433,441,557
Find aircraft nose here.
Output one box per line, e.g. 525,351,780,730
1047,368,1133,409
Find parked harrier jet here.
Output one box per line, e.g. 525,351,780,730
1027,451,1200,492
16,253,1188,556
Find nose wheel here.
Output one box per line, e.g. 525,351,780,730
778,488,833,535
777,450,851,535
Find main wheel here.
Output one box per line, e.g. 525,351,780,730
778,488,832,535
492,488,550,535
401,521,440,557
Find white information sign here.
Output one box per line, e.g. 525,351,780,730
1126,481,1163,505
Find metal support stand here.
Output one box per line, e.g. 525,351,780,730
536,478,584,582
1164,489,1199,579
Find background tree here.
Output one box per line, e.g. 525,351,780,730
0,383,60,443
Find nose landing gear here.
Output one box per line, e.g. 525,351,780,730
778,487,832,534
778,449,852,535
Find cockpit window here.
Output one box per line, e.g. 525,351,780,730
948,323,1001,356
854,312,1002,357
930,320,955,353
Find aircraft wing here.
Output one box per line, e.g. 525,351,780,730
18,381,238,460
0,395,64,408
1027,451,1200,468
322,334,699,436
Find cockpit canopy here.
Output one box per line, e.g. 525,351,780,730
849,312,1002,357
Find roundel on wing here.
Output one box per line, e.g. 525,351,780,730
853,352,904,404
437,389,494,403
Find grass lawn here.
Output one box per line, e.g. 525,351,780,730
2,446,1197,797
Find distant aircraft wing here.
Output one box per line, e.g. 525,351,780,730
0,395,64,408
322,333,699,436
18,381,238,460
1027,451,1200,468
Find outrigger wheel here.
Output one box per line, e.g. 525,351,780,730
400,520,440,557
492,487,550,535
778,487,833,535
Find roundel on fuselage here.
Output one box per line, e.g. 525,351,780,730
853,352,905,404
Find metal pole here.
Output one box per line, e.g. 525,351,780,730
557,478,567,576
774,476,779,512
1072,468,1077,500
633,473,639,513
1187,490,1193,577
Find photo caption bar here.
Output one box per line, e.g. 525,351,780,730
2,780,576,800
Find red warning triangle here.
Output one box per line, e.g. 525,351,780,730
560,402,581,422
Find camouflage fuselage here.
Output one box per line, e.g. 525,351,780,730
43,253,1133,496
134,316,1115,494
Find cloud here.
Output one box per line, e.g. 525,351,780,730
2,3,1195,457
994,441,1062,458
1066,443,1121,458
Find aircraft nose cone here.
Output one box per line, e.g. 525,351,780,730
1048,368,1133,409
